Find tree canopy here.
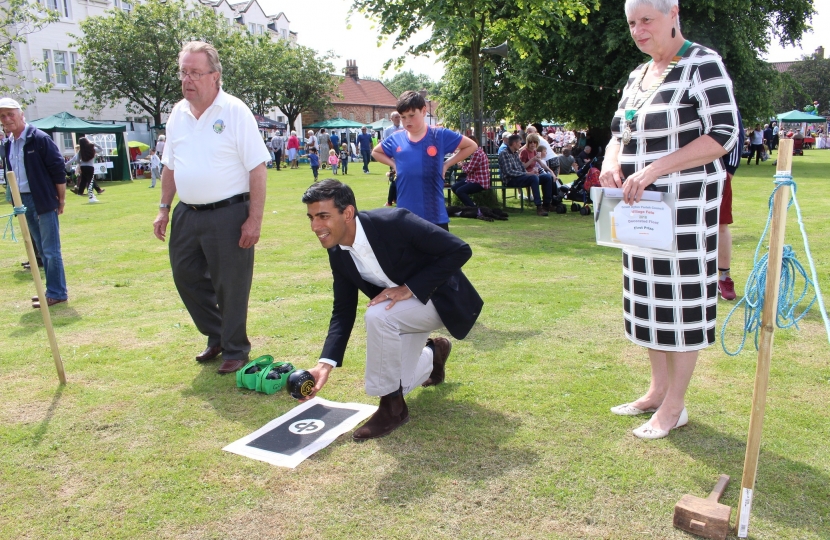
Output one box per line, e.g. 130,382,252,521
0,0,58,103
785,54,830,116
351,0,596,142
74,0,337,130
381,70,441,100
261,43,338,132
73,0,230,126
437,0,814,137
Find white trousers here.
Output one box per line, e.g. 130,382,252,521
363,298,444,396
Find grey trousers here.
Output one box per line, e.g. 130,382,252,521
363,298,444,396
169,201,254,359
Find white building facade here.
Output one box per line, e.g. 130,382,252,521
7,0,299,153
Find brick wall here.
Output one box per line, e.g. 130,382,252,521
304,104,397,126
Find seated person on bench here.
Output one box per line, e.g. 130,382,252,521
498,134,553,216
450,145,491,207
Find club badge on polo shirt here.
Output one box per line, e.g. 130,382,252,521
213,119,226,134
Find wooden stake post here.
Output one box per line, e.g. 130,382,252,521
5,171,66,385
735,138,793,537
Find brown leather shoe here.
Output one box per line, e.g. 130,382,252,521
217,359,246,374
195,345,222,362
536,205,549,216
32,297,67,309
353,390,409,441
422,337,452,387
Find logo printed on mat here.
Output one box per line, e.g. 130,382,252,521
288,419,325,435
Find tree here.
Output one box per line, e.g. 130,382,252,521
350,0,595,144
440,0,815,139
770,71,810,115
72,0,230,126
221,33,277,116
0,0,58,103
265,43,338,131
382,70,441,99
786,54,830,116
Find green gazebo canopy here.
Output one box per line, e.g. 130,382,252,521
777,110,826,122
305,118,367,129
29,112,131,181
367,118,392,130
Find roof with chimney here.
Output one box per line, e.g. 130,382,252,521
333,60,398,106
769,46,826,73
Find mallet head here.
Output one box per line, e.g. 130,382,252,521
673,475,732,540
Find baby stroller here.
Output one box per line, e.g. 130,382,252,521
559,158,600,215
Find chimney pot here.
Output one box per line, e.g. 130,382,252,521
345,60,359,80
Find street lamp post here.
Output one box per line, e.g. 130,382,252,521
477,41,508,147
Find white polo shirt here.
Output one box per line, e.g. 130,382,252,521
161,89,270,204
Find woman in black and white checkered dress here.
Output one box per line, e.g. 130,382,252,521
600,0,740,439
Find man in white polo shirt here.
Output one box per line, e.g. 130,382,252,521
152,41,270,374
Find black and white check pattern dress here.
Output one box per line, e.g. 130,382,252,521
610,43,739,351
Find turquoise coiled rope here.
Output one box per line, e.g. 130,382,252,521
720,173,830,355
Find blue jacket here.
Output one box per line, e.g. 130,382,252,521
3,126,66,214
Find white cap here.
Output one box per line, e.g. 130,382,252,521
0,97,22,110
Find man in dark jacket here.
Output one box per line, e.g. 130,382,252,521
301,179,483,441
1,98,68,307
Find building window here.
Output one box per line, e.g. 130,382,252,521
337,112,342,118
113,0,131,12
277,116,285,122
69,52,78,85
365,112,371,123
248,23,265,34
349,113,355,121
62,132,74,151
54,51,68,85
281,29,287,40
43,50,52,82
44,0,70,18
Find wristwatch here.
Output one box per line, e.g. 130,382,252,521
159,203,171,209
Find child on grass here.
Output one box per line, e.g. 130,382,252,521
339,143,349,175
328,149,339,174
308,148,320,180
149,148,161,188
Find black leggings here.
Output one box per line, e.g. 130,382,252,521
76,166,94,193
748,144,764,164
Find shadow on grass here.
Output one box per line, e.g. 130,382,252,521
464,323,542,351
12,306,82,336
372,383,539,504
12,268,39,282
671,422,830,537
30,384,64,447
183,360,302,430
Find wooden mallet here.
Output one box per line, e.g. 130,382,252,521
673,474,731,540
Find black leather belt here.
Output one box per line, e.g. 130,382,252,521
187,193,250,211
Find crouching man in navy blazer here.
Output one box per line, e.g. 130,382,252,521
301,179,483,441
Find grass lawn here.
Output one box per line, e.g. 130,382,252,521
1,152,829,540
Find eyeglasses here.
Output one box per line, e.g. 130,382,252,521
177,70,214,81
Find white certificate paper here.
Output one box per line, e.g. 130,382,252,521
612,200,674,250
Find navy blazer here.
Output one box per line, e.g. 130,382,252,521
321,207,483,366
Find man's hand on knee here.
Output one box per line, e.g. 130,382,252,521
298,362,333,402
368,285,413,310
